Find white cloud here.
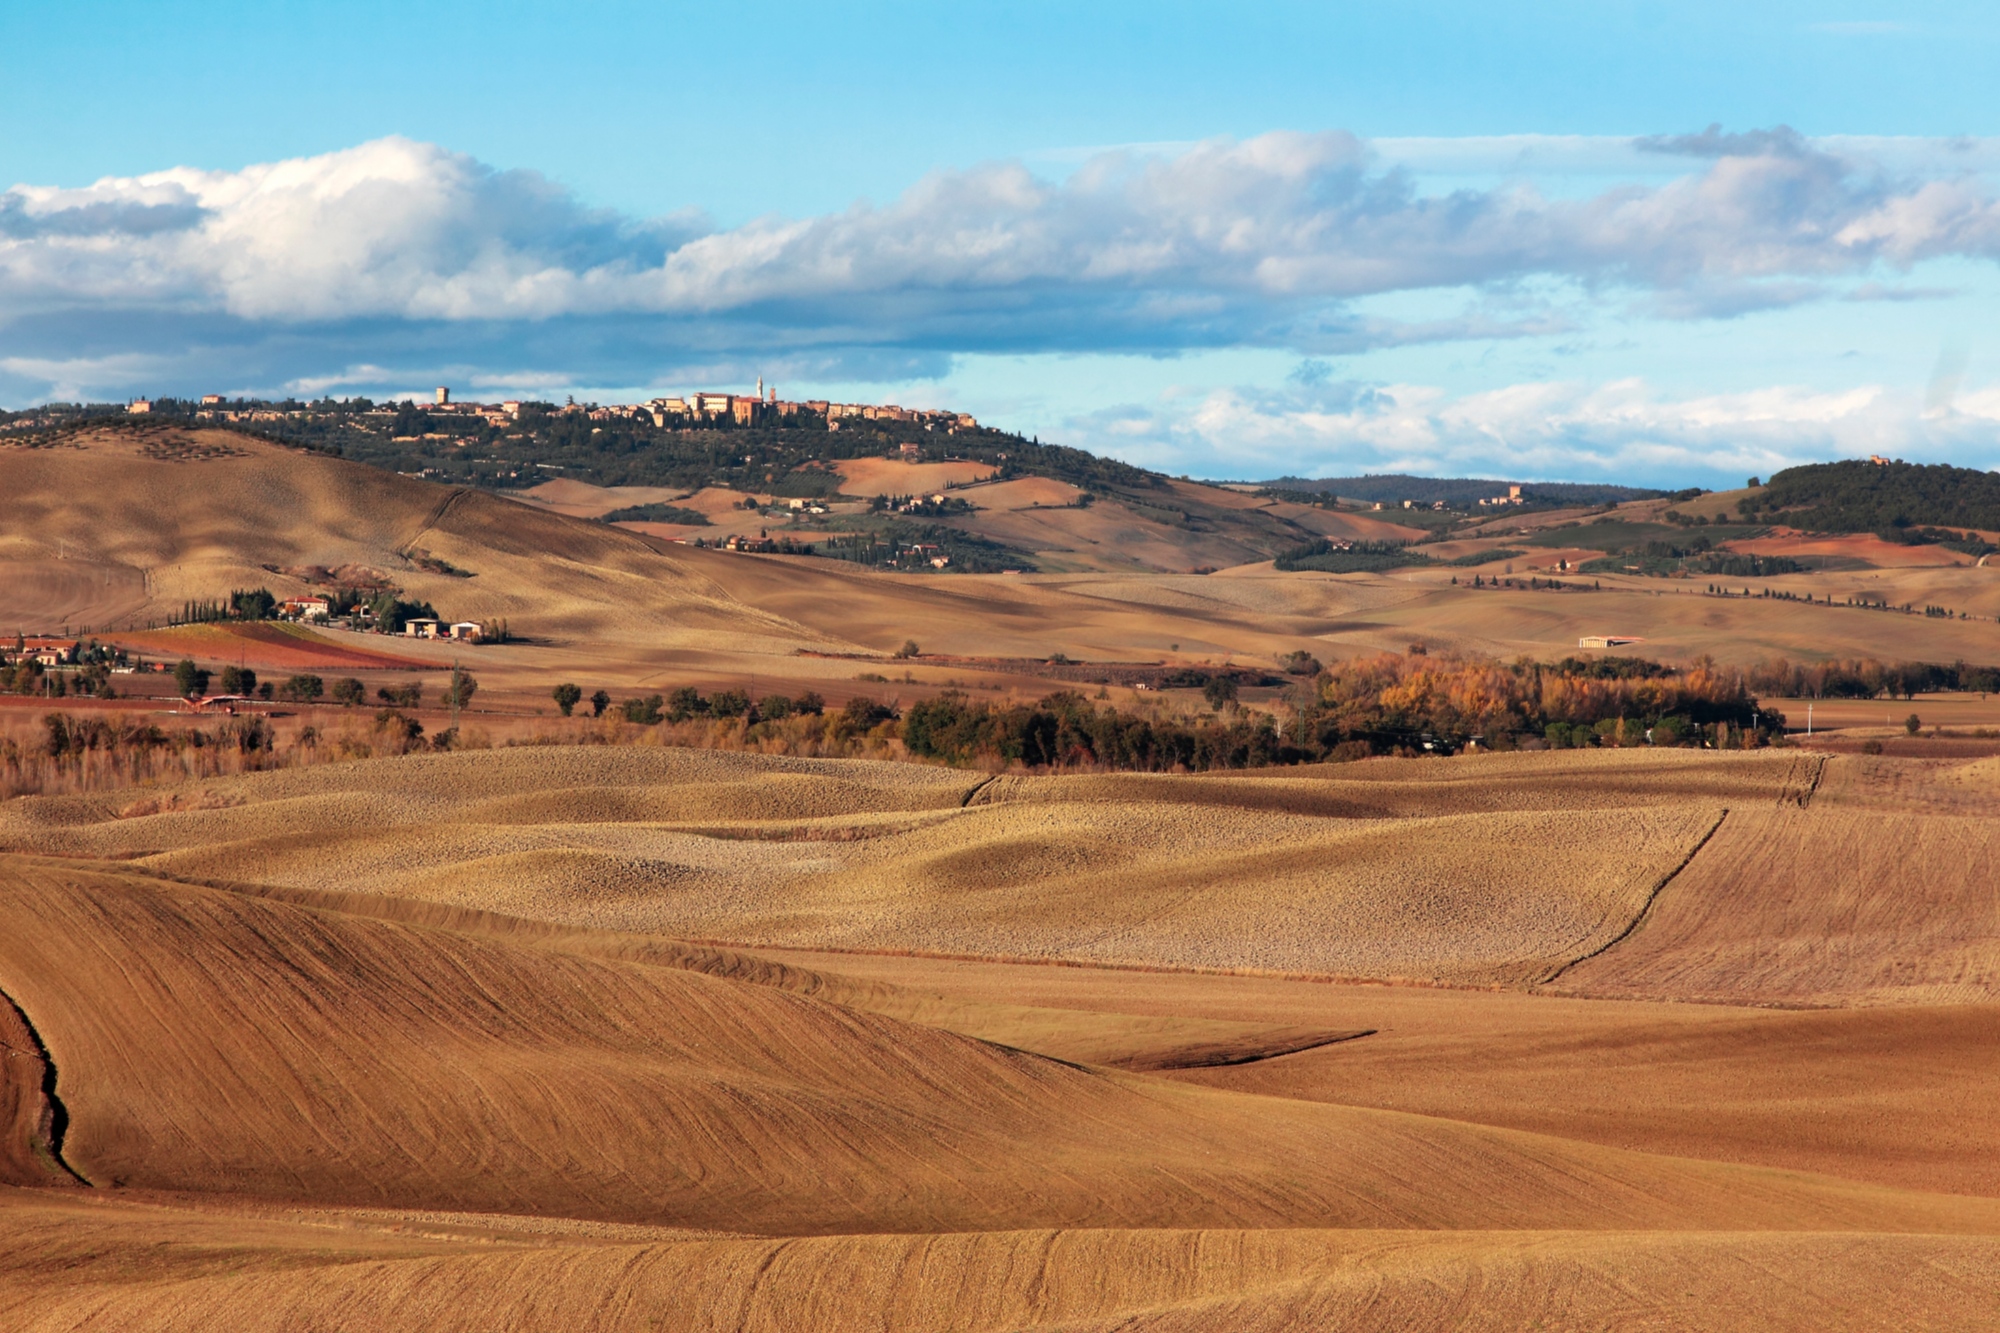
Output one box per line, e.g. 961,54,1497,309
6,129,2000,345
1063,374,2000,486
7,127,2000,490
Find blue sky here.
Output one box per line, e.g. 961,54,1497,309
5,1,2000,485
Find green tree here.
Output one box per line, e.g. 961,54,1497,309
229,588,277,620
330,677,365,707
368,594,438,635
589,688,611,718
1905,712,1922,735
220,665,257,696
444,669,478,709
278,674,325,703
1202,676,1239,710
552,682,582,716
173,658,210,699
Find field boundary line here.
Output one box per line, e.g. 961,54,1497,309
1538,807,1729,987
0,980,91,1187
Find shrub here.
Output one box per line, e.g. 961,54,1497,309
373,709,423,744
1281,651,1323,676
894,639,921,658
1905,713,1922,735
377,681,422,709
621,695,663,725
843,695,897,728
278,674,324,703
1861,738,1884,755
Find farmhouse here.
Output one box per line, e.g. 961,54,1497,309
281,596,332,621
404,618,444,639
448,621,484,642
11,636,81,666
1578,635,1642,649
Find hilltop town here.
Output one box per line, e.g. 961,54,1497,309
24,382,977,435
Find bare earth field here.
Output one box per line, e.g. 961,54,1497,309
4,741,2000,1328
6,428,2000,1327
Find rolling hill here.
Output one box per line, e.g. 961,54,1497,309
4,740,2000,1327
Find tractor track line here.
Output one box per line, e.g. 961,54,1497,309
1538,806,1730,987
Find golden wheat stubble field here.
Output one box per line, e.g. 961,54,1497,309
4,742,2000,1328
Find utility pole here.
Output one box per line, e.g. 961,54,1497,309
450,658,461,732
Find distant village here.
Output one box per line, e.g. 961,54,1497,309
1369,484,1527,512
108,380,980,435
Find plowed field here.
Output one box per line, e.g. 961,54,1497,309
4,743,1998,1328
111,622,433,670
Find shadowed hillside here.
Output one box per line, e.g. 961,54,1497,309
0,424,835,656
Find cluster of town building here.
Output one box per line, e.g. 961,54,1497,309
127,382,978,434
619,380,975,432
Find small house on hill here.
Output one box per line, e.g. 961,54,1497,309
447,622,484,642
403,618,443,639
12,637,80,666
1578,635,1642,649
281,596,331,621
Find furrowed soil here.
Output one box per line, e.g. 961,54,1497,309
2,742,1999,1328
